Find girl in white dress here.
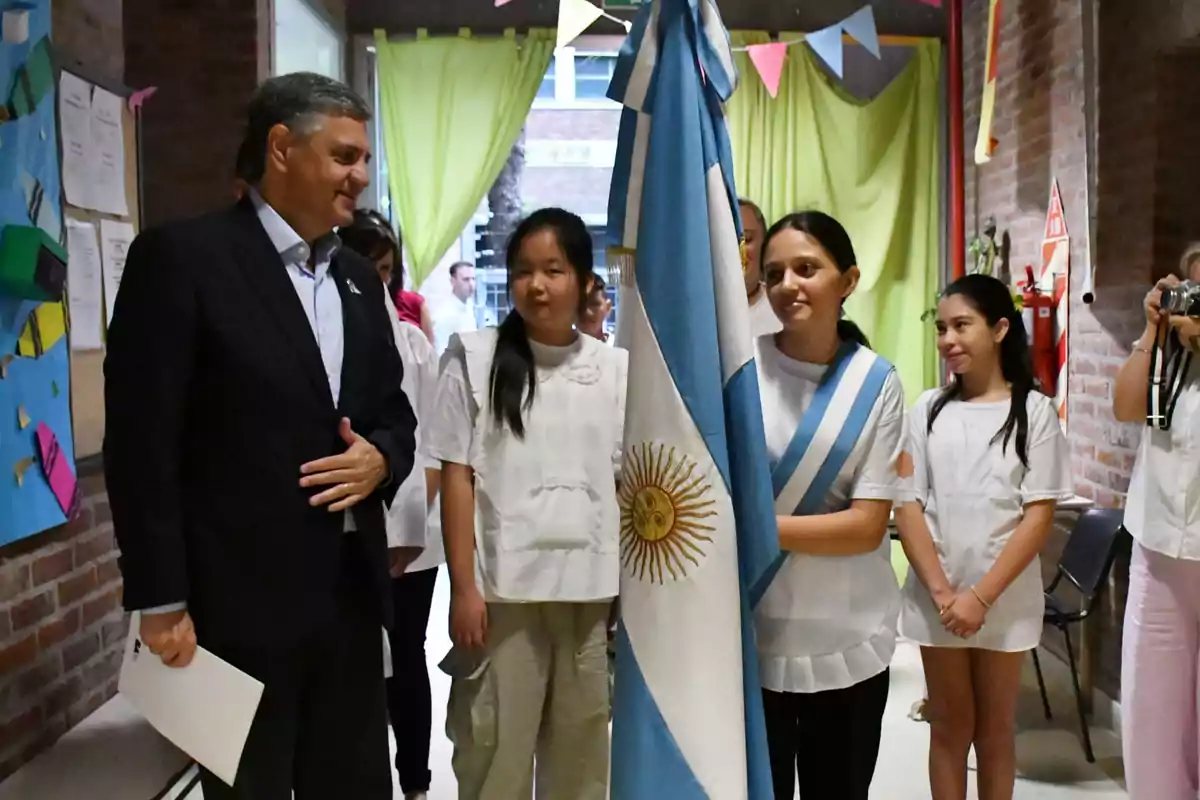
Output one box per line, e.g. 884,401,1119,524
897,273,1073,800
340,210,441,800
753,211,909,800
424,208,626,800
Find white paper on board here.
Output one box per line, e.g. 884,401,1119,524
89,87,128,216
99,219,136,325
119,613,264,788
65,219,104,351
58,72,94,210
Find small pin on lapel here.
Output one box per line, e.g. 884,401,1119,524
346,278,361,295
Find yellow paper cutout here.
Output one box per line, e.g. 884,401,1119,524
17,301,67,357
0,354,12,379
14,456,35,487
17,405,30,430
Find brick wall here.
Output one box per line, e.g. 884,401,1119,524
962,0,1200,701
124,0,272,227
0,0,127,781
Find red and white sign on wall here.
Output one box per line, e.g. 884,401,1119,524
1040,179,1070,426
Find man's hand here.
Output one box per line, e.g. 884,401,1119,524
140,609,197,668
300,418,388,512
388,547,421,577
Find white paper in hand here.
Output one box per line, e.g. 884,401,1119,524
118,614,264,787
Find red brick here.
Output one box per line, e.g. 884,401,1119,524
56,567,98,608
100,616,129,649
0,706,42,752
0,635,39,677
83,649,122,691
35,608,80,651
16,657,62,697
82,588,121,628
31,548,74,587
10,591,55,633
74,532,115,565
42,676,82,719
92,502,112,525
95,555,122,588
61,634,100,673
0,564,31,604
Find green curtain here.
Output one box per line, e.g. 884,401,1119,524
727,33,942,400
373,28,555,288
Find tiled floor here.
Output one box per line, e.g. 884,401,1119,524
2,571,1127,799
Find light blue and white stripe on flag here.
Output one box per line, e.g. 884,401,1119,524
607,1,778,797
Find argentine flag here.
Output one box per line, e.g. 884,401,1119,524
607,0,779,797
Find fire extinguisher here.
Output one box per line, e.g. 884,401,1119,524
1021,265,1056,396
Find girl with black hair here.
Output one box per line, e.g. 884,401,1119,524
752,211,909,800
897,273,1072,800
423,207,626,800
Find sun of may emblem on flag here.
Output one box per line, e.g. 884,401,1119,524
618,441,717,584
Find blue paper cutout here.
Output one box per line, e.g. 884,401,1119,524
805,24,845,78
841,5,882,59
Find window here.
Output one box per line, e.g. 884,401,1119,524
536,59,557,100
273,0,344,81
574,54,617,101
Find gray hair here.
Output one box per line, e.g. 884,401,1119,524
234,72,371,184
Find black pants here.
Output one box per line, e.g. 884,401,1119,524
386,567,438,793
198,557,392,799
762,668,890,800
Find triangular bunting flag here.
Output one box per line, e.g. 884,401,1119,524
747,42,788,98
557,0,604,50
805,24,844,78
841,5,881,59
495,0,514,6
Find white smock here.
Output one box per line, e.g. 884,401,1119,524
754,339,908,694
899,389,1073,651
424,329,627,602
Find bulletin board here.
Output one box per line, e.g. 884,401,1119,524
63,78,142,462
0,0,142,546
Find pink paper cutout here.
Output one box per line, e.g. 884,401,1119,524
747,42,788,98
35,422,80,518
494,0,514,6
127,86,157,113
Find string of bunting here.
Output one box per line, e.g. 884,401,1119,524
496,0,942,98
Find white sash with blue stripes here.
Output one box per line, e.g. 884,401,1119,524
750,342,893,604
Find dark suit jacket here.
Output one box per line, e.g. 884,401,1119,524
103,200,416,648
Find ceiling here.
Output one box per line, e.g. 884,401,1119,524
347,0,947,39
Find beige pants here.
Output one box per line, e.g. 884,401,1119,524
447,601,611,800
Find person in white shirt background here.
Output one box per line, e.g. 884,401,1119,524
740,197,783,339
752,211,909,800
897,273,1073,800
431,261,480,354
1113,243,1200,800
579,271,615,345
339,211,443,800
424,208,626,800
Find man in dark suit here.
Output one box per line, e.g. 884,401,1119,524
104,72,417,799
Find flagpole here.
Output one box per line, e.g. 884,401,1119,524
948,0,965,280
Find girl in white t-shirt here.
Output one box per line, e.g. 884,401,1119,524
424,208,626,800
897,274,1072,800
753,211,909,800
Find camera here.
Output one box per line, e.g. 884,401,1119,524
1160,280,1200,317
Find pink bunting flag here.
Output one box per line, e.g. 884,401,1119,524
494,0,514,6
127,86,157,113
35,422,80,519
747,42,788,98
